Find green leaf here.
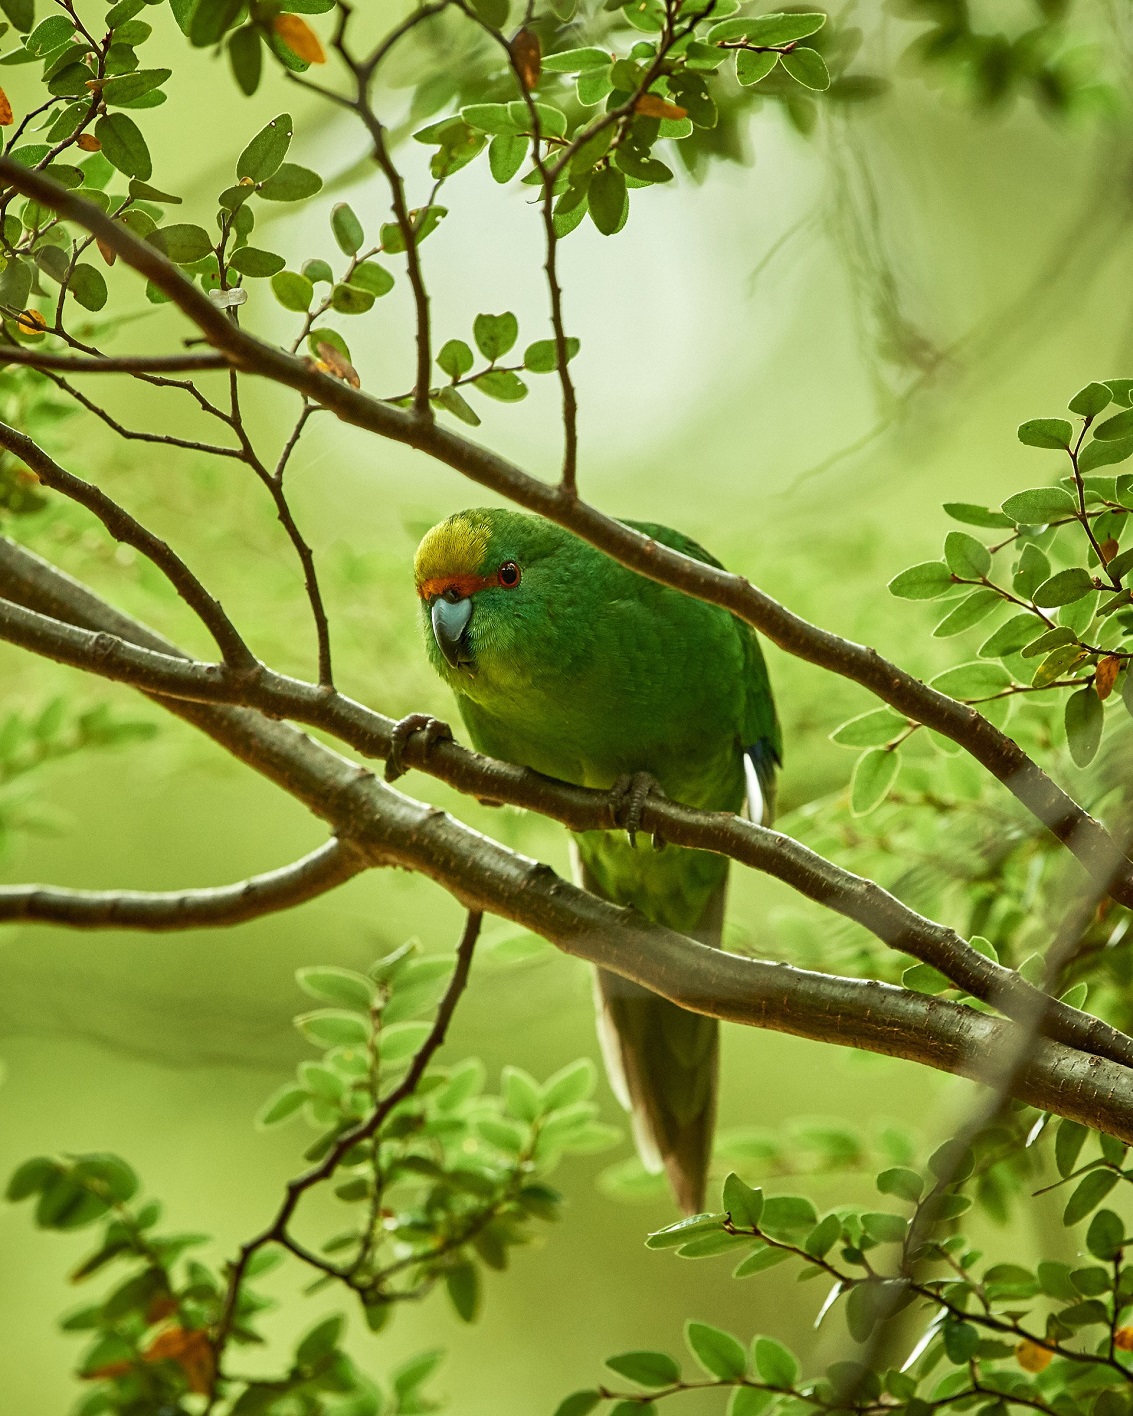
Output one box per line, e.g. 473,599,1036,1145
101,67,171,106
1033,568,1094,607
1020,624,1077,658
1081,435,1133,472
1094,408,1133,440
803,1213,841,1259
523,337,579,373
95,112,151,180
1056,1119,1088,1178
760,1194,818,1236
0,0,33,33
190,0,244,47
331,201,364,255
902,962,952,994
68,262,107,311
541,47,610,72
943,501,1015,528
1069,382,1112,416
489,133,528,183
730,1390,774,1416
876,1167,923,1202
979,613,1042,659
434,385,480,426
1065,686,1104,768
378,1020,431,1061
753,1337,798,1387
1032,644,1087,688
1064,1169,1118,1226
645,1213,724,1249
732,1245,792,1277
722,1172,763,1228
887,561,954,599
296,966,373,1010
1086,1208,1124,1261
295,1009,370,1048
605,1352,681,1388
931,661,1011,699
238,113,293,181
1014,542,1051,597
473,311,518,360
1017,418,1073,449
258,162,322,201
296,1314,344,1366
554,1395,602,1416
331,281,375,315
686,1321,747,1380
229,246,285,277
829,708,905,747
543,1058,596,1110
257,1083,307,1127
459,102,518,135
1002,486,1077,523
503,1065,542,1122
474,369,527,402
736,50,778,86
6,1156,61,1201
589,165,627,236
227,25,262,95
932,589,999,638
468,0,509,25
850,748,899,816
708,13,825,45
861,1211,908,1244
944,530,991,579
438,338,474,380
779,46,829,91
148,223,213,264
271,269,313,312
445,1262,480,1322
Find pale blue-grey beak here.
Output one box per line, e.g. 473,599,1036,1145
431,594,474,668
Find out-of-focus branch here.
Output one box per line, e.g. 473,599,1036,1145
2,537,1132,1080
0,162,1118,910
0,839,362,929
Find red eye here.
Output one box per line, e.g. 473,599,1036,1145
498,561,521,588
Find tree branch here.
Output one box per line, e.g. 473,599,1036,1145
0,161,1120,908
0,839,362,929
0,423,256,671
3,535,1133,1083
0,348,229,373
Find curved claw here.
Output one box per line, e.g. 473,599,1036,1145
384,713,453,783
609,771,667,850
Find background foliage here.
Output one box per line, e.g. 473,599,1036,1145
8,1,1133,1414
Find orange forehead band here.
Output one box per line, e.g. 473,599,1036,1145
417,571,496,601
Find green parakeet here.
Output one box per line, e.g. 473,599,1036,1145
413,507,781,1213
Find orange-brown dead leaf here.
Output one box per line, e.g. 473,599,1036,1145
0,88,13,127
145,1293,179,1324
314,341,360,389
511,29,542,90
16,309,46,334
1101,536,1120,564
76,133,101,152
1015,1339,1052,1372
273,13,326,65
96,238,116,266
1115,1327,1133,1352
143,1326,215,1396
634,93,687,120
1097,655,1121,701
83,1359,133,1381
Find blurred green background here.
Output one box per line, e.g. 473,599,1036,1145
2,3,1132,1409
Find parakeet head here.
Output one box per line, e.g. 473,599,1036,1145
414,508,578,692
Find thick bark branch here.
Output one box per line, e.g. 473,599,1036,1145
0,541,1130,1135
3,536,1133,1085
0,839,361,929
0,159,1121,907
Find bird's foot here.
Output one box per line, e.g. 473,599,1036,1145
384,713,452,783
609,771,666,850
